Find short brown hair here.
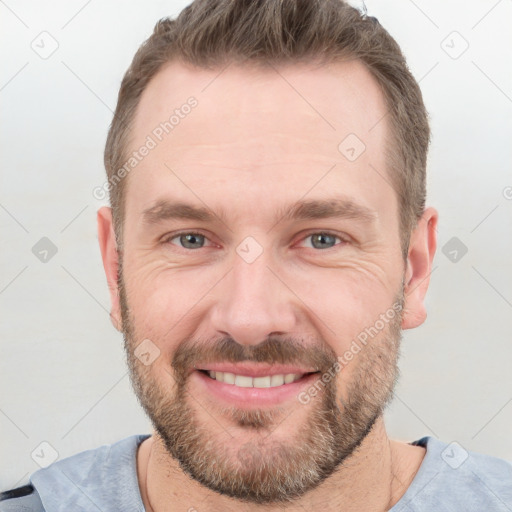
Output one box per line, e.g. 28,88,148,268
104,0,430,257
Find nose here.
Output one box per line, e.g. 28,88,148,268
209,244,298,347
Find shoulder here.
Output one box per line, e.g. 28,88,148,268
393,436,512,511
1,434,150,512
0,484,44,511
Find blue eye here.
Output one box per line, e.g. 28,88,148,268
168,232,207,249
303,232,342,250
164,231,345,251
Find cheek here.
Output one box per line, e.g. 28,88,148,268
122,260,219,342
285,256,401,345
122,243,403,358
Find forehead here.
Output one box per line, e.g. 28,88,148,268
124,58,394,229
132,58,387,150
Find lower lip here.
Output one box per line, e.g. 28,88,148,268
191,370,320,408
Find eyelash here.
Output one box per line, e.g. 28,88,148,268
162,230,349,251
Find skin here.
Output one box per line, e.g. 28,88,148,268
97,58,438,511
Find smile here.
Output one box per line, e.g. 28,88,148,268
202,370,309,388
192,365,321,408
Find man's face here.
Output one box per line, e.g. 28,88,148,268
116,60,410,504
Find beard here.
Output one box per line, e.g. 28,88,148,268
119,267,403,505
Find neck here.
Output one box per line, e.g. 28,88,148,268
137,417,425,512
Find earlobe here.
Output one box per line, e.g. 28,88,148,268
97,207,123,332
401,207,438,330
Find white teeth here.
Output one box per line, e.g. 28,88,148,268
206,371,303,388
284,374,296,384
223,372,235,384
270,374,284,387
253,376,271,388
234,375,253,387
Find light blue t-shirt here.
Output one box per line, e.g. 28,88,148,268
1,435,511,511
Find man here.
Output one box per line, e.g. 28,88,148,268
2,0,511,510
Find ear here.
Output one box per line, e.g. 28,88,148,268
401,207,438,330
97,207,122,332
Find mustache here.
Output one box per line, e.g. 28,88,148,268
171,335,338,384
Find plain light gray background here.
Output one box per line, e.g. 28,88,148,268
1,0,511,491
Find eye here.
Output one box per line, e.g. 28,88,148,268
163,231,347,251
165,231,210,250
300,232,345,250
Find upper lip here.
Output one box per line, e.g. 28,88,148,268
193,363,319,378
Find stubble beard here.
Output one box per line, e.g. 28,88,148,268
119,269,403,505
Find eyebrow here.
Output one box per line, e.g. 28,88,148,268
141,197,377,227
